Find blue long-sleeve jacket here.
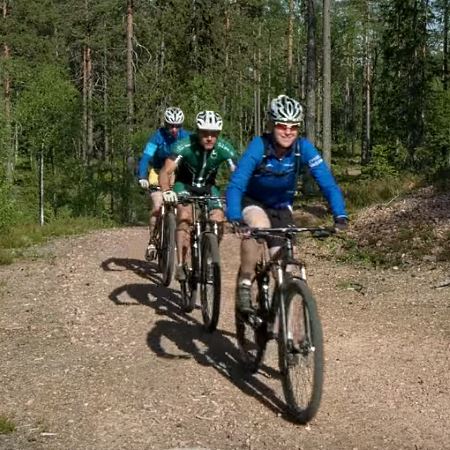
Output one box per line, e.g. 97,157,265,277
226,135,348,222
138,127,190,178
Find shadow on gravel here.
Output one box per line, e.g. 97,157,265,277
101,257,163,285
146,318,290,419
102,257,294,421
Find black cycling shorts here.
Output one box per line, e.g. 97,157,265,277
242,196,295,248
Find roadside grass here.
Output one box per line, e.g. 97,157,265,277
0,216,114,265
0,416,16,434
340,174,420,212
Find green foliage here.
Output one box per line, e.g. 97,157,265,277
361,144,408,178
16,64,80,153
0,182,19,233
342,173,418,210
415,79,450,173
0,416,16,434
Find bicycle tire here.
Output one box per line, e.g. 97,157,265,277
180,277,191,312
278,278,324,424
180,253,198,313
234,268,269,373
155,215,163,273
160,211,176,286
200,232,221,332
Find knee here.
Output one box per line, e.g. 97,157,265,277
177,214,191,233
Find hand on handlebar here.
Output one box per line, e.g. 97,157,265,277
232,221,251,238
162,190,178,204
138,179,149,189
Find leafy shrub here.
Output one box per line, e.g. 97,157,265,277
0,183,19,232
361,144,408,178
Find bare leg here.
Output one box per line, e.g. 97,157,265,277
149,191,163,242
239,205,271,281
209,208,225,241
176,204,192,266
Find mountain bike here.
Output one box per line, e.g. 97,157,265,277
152,191,176,287
235,226,334,424
178,195,223,332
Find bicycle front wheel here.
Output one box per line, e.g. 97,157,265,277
160,211,176,286
200,232,221,332
278,278,324,424
180,254,198,314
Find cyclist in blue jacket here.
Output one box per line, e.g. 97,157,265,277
138,107,190,260
226,95,348,313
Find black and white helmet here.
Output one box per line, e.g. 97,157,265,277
269,95,304,124
164,107,184,125
196,111,223,131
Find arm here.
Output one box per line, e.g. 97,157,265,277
225,137,264,222
218,139,238,172
138,133,160,179
159,158,178,192
300,139,348,219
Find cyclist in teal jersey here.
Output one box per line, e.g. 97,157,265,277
159,110,237,281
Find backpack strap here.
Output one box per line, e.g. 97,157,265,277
255,134,302,182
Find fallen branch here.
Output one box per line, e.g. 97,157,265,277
434,279,450,289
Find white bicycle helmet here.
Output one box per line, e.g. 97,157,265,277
164,107,184,125
196,111,223,131
269,95,304,124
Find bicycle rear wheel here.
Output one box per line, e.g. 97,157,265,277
278,278,324,424
159,211,176,286
200,232,221,332
234,269,269,373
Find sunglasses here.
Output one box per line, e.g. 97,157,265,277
166,123,181,129
274,122,300,131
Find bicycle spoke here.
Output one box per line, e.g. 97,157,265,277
279,279,324,423
200,233,221,332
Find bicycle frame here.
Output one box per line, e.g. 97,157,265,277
178,195,224,314
249,227,333,334
183,196,221,276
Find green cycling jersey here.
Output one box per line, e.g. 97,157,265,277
170,134,237,188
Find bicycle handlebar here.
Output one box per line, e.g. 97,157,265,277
249,226,336,239
178,195,226,204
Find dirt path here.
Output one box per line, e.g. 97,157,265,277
0,227,449,450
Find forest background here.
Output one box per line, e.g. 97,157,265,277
0,0,449,261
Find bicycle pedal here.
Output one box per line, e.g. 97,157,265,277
287,352,300,367
247,314,263,328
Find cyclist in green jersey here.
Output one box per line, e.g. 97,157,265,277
159,110,237,281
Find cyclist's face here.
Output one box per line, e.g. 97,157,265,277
165,123,181,138
273,122,299,149
198,129,219,151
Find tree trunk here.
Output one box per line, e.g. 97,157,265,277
253,23,262,136
86,45,94,160
361,1,372,165
39,144,45,226
303,0,318,195
2,0,13,182
322,0,332,166
287,0,294,95
444,0,449,89
223,2,230,113
82,45,88,162
103,43,110,161
126,0,134,159
305,0,316,143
